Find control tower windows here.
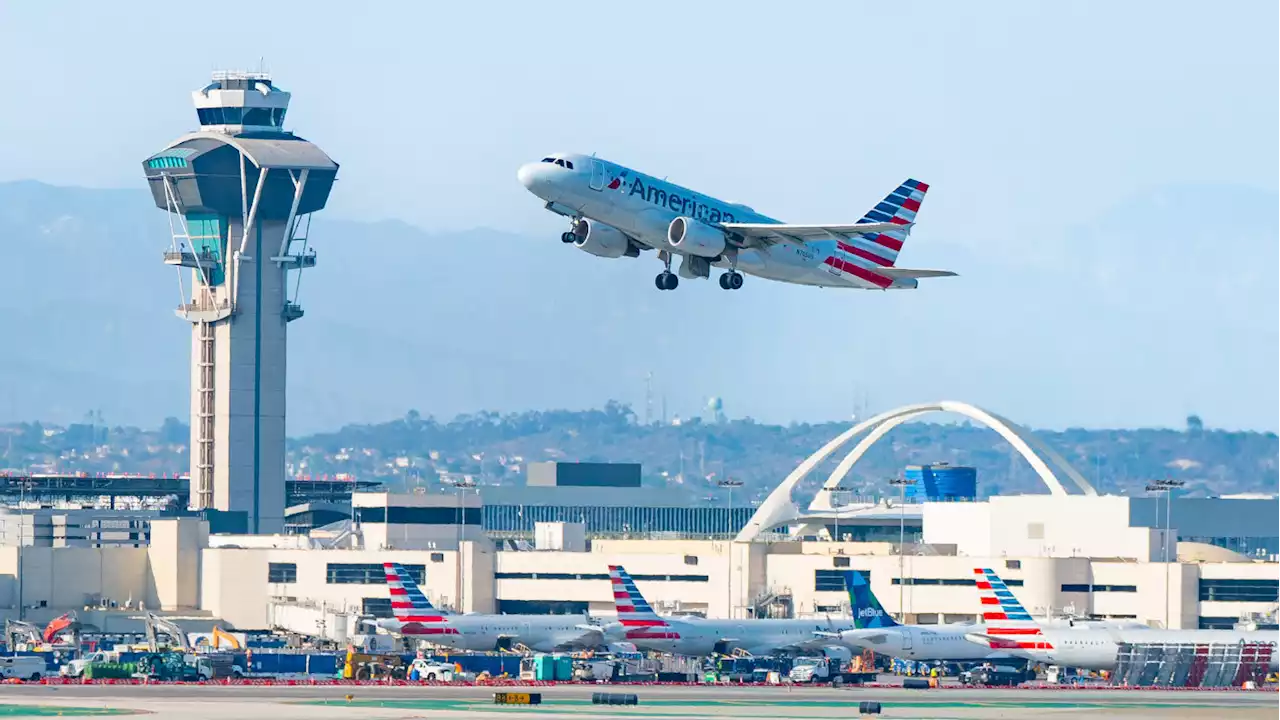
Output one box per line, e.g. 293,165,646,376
197,106,286,127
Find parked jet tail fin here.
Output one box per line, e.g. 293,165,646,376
842,570,900,629
972,568,1055,650
607,565,681,640
854,179,928,266
383,562,449,623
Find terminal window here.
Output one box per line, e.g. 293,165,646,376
268,562,297,584
815,569,868,592
362,598,393,618
1198,578,1279,603
833,556,851,568
326,563,425,585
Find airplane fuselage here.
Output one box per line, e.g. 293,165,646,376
377,614,600,653
626,616,858,657
977,628,1280,671
839,623,1010,662
518,153,910,290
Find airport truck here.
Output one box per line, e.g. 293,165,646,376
788,656,877,686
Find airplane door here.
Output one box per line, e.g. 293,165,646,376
589,159,606,191
902,627,913,652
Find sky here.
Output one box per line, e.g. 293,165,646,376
1,1,1277,431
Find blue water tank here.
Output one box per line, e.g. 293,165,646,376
902,464,977,500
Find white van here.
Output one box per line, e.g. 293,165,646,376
0,656,47,681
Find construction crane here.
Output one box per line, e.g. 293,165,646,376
143,613,192,653
4,620,43,651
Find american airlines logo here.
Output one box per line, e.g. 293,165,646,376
626,178,738,224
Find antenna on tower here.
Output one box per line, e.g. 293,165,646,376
645,372,654,426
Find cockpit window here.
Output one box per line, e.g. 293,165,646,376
564,160,574,169
542,157,574,169
554,159,565,167
541,157,555,163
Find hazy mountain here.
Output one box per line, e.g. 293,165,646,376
0,180,1276,433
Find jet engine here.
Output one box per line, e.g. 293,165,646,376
573,219,637,258
667,216,726,258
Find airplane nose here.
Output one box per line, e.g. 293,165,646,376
517,163,542,191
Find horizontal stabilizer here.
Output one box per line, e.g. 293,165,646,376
877,268,957,279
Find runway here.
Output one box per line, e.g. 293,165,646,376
0,685,1275,720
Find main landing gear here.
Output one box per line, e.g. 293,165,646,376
718,271,744,291
655,251,678,291
560,231,576,243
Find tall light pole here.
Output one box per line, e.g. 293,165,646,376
718,478,743,619
824,486,855,543
1146,479,1184,629
449,478,476,612
889,477,915,621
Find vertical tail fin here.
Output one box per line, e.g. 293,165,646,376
607,565,679,640
854,179,929,267
843,570,899,628
973,568,1053,649
384,562,445,623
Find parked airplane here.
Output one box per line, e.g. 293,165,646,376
964,568,1280,671
517,153,955,291
374,562,620,653
608,565,852,657
825,570,1009,663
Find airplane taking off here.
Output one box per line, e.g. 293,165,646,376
517,153,956,291
964,568,1280,672
374,563,621,653
608,565,853,657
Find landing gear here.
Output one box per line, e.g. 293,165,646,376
560,231,576,244
719,271,744,290
656,251,678,291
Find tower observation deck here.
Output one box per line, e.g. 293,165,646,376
142,72,339,533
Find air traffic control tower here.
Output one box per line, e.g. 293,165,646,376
142,72,339,534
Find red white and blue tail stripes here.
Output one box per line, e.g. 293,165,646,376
823,178,929,289
383,562,458,635
973,568,1052,650
607,565,680,640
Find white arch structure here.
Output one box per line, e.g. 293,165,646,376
735,400,1098,543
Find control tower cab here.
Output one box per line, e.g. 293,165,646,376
142,72,339,534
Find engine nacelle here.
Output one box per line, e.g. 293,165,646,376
573,219,635,258
667,216,726,258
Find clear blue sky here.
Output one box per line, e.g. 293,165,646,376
1,1,1276,430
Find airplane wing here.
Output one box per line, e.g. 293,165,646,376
720,221,911,247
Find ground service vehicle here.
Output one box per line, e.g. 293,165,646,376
788,656,877,686
0,656,47,681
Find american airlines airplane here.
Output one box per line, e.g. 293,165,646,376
517,153,955,291
964,568,1280,672
826,570,1009,663
374,563,621,653
608,565,852,657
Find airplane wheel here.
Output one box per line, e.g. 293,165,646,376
655,273,667,290
560,231,576,243
656,272,678,291
728,272,743,290
718,273,730,290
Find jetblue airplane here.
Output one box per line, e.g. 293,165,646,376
517,153,955,291
828,570,1008,663
374,563,623,653
964,568,1280,672
608,565,852,657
